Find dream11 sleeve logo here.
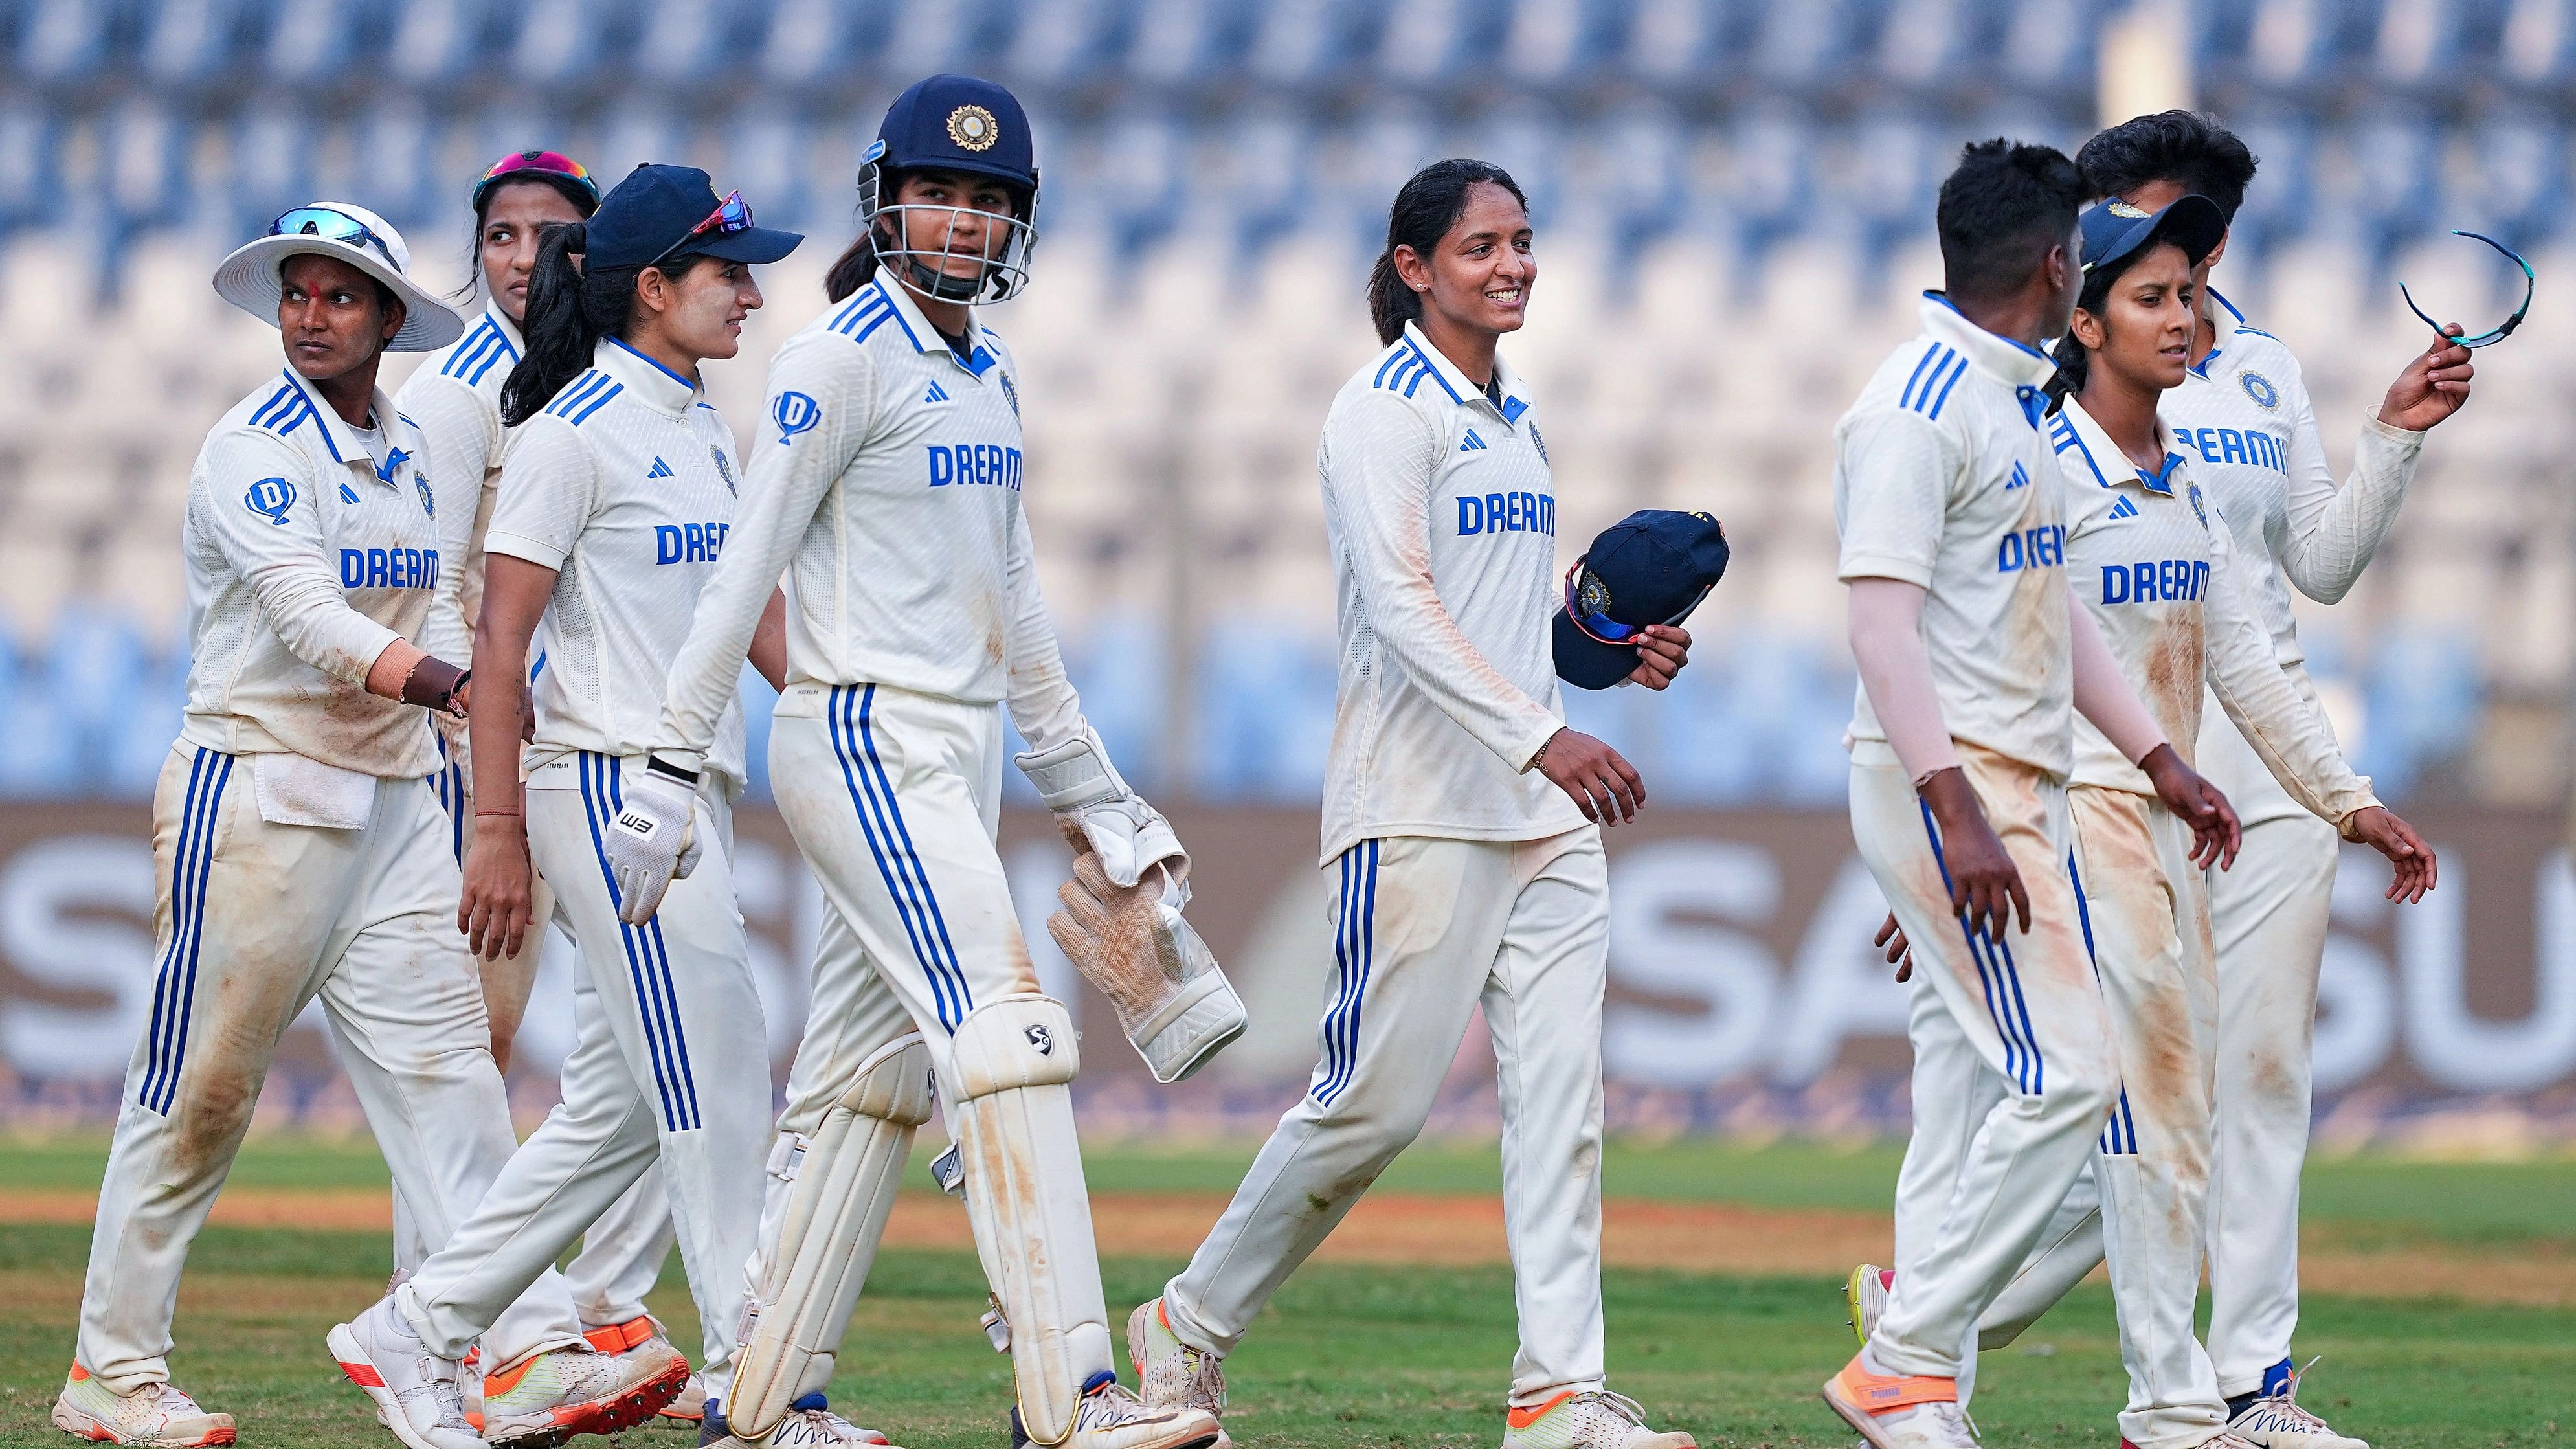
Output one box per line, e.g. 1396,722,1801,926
243,476,297,525
772,390,821,445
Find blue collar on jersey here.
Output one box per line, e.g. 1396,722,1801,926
597,333,703,415
2054,395,2184,496
1396,320,1531,423
871,276,1003,379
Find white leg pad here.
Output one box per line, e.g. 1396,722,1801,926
946,995,1111,1446
726,1035,934,1441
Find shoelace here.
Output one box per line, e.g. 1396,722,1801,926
149,1384,208,1418
1176,1345,1226,1406
1579,1391,1652,1428
2245,1356,2335,1433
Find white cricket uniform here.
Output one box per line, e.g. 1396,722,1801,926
650,275,1111,1415
395,302,675,1332
1959,399,2380,1449
1838,293,2120,1382
77,368,589,1395
1158,323,1606,1409
2175,293,2425,1399
396,337,770,1397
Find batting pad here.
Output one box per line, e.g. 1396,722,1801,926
945,994,1111,1445
726,1034,934,1441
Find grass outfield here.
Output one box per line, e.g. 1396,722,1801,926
1,1138,2570,1447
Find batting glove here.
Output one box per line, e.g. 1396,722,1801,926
1014,730,1185,890
605,757,703,923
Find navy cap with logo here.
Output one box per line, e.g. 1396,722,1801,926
1554,510,1730,691
2078,192,2226,276
581,163,802,271
870,74,1038,195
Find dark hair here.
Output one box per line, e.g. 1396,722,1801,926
2077,111,2258,223
2043,239,2184,410
1936,139,2088,305
455,172,601,303
500,223,710,427
1366,159,1529,346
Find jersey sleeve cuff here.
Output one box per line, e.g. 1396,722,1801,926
2360,408,2426,445
1837,554,1936,589
483,530,568,571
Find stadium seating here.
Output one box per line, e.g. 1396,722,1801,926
0,0,2565,805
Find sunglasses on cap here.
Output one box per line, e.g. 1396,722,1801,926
646,190,755,268
476,150,599,206
269,206,399,269
1561,559,1711,647
2399,229,2535,349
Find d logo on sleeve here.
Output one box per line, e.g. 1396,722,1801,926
244,477,297,526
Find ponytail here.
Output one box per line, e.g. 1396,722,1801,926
824,229,879,303
1367,158,1529,345
501,222,706,427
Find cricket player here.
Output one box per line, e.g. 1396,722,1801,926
603,76,1224,1449
1864,114,2476,1449
1852,195,2438,1449
329,166,828,1449
1822,140,2245,1449
57,205,641,1447
396,148,708,1421
1128,158,1701,1449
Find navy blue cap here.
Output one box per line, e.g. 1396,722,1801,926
2078,193,2225,277
582,164,801,271
870,74,1038,193
1554,510,1729,691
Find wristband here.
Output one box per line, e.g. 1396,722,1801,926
402,657,469,718
475,809,522,818
645,755,700,787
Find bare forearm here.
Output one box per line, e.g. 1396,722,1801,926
748,589,790,694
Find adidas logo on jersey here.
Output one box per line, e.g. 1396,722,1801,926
924,381,951,404
1459,428,1487,452
2107,495,2139,520
646,456,676,480
2006,461,2030,490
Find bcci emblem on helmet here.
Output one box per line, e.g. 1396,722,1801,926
947,105,1000,152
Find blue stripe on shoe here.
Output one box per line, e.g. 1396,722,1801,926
579,753,699,1131
830,685,973,1029
142,749,234,1116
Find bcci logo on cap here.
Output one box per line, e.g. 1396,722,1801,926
1576,572,1614,618
2107,199,2151,218
947,105,1000,152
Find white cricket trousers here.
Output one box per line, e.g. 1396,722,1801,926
399,743,677,1332
400,754,771,1393
1161,827,1611,1410
1852,745,2119,1381
763,682,1112,1384
78,745,588,1394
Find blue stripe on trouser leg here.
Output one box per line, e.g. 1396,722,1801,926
579,752,689,1132
1312,840,1377,1106
829,684,972,1029
604,759,700,1129
1919,800,2043,1093
142,749,233,1116
2066,850,2136,1154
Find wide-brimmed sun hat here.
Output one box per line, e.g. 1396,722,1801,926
212,201,467,352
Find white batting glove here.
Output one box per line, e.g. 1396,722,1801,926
1014,730,1185,889
605,757,703,923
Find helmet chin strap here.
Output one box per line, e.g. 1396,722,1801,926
902,255,988,303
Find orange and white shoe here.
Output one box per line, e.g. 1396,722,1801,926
581,1316,704,1426
1126,1299,1227,1429
477,1335,688,1449
1822,1353,1971,1449
50,1365,236,1448
658,1372,709,1426
1501,1390,1696,1449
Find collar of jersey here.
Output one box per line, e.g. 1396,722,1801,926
1397,321,1532,423
483,300,527,357
2058,394,2184,496
1918,292,2059,390
870,276,1003,378
595,335,702,416
269,367,393,473
2184,286,2267,380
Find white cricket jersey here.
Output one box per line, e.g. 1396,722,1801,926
1835,293,2071,778
2050,398,2375,823
655,273,1086,774
181,368,443,778
396,302,523,666
487,336,750,787
2174,289,2423,824
1316,322,1581,865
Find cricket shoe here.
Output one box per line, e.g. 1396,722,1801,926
328,1297,482,1449
477,1336,688,1449
2123,1438,2263,1449
50,1365,235,1447
1846,1264,1893,1349
1126,1298,1227,1430
1821,1354,1971,1449
2224,1361,2368,1449
698,1393,898,1446
1009,1373,1222,1449
659,1372,710,1426
1501,1390,1696,1449
581,1316,704,1427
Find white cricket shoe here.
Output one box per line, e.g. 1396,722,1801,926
699,1393,897,1447
1011,1375,1222,1449
2225,1363,2369,1449
477,1336,688,1449
1846,1264,1892,1349
1502,1390,1696,1449
658,1371,709,1426
1822,1354,1973,1449
50,1366,235,1448
328,1297,482,1449
1126,1299,1227,1424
